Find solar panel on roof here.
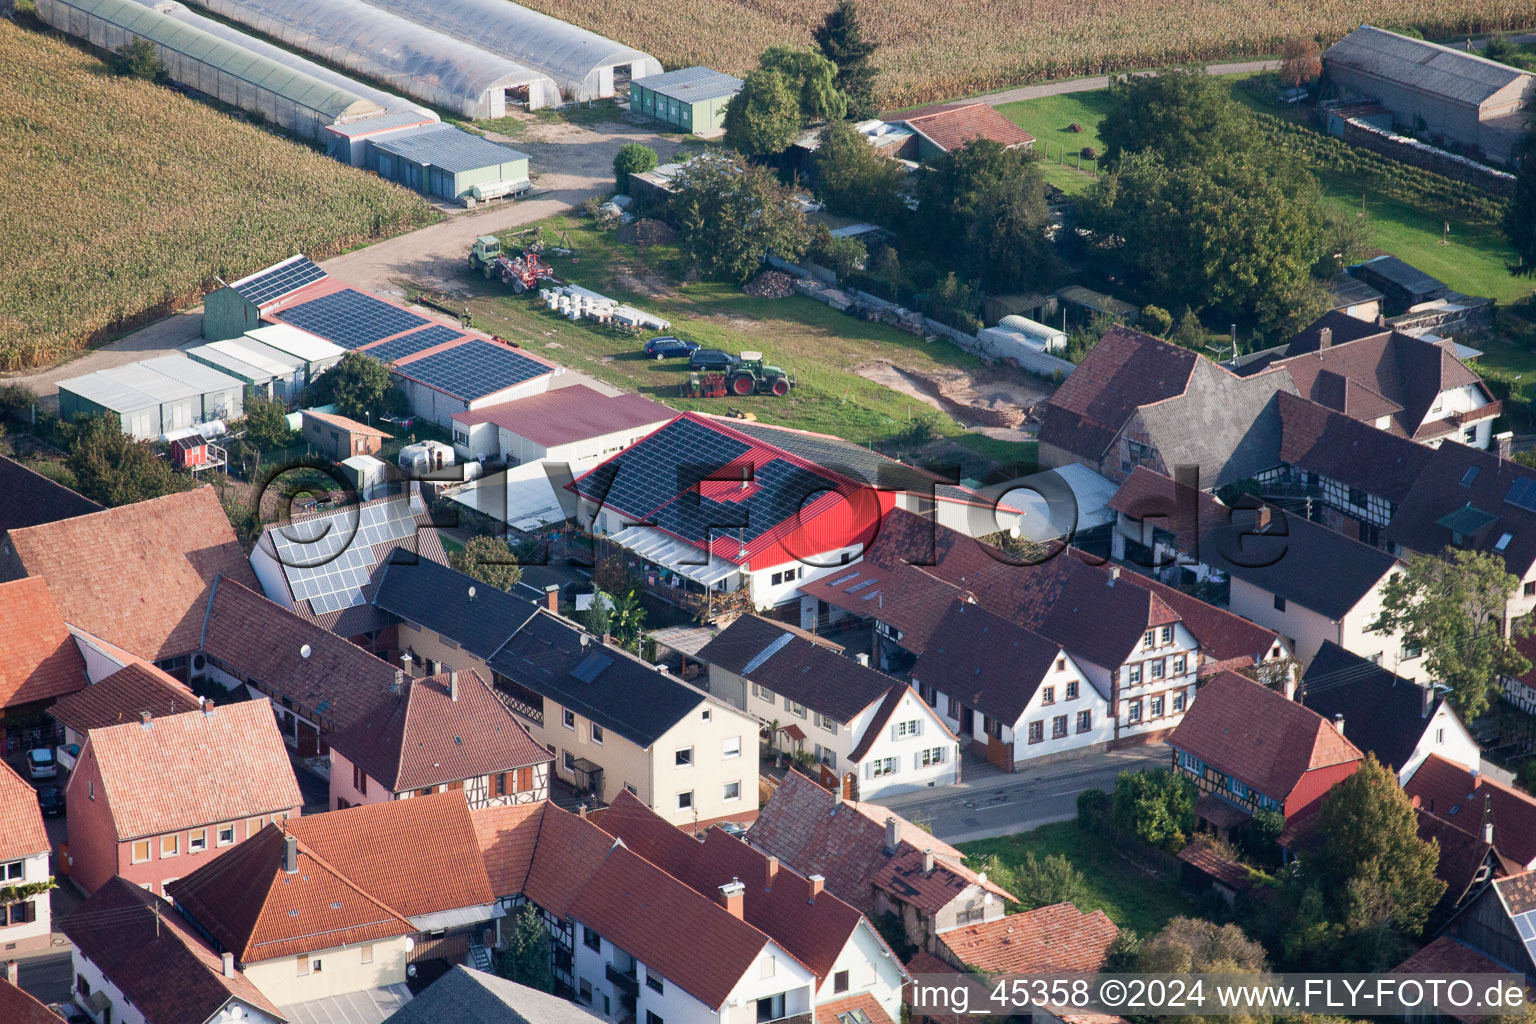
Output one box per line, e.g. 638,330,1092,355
1518,914,1536,941
395,339,549,400
1507,477,1536,512
365,325,465,363
233,257,326,307
272,498,421,613
585,418,752,522
650,458,838,546
276,289,428,349
570,653,613,683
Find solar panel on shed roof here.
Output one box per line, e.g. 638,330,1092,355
231,256,326,307
579,417,752,521
276,288,429,349
394,339,549,400
364,325,465,363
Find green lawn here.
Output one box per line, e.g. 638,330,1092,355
996,92,1115,196
960,821,1188,936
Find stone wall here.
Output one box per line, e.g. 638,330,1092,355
1339,118,1517,197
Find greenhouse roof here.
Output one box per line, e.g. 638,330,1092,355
51,0,381,121
370,125,529,173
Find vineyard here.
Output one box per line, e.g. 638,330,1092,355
0,20,436,372
519,0,1536,107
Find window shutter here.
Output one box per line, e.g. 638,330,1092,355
914,752,922,770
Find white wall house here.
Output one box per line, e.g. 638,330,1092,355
1422,382,1498,449
816,919,907,1022
69,941,288,1024
328,745,549,811
1110,621,1201,740
0,848,51,953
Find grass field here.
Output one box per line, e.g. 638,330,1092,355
452,215,1036,471
961,822,1187,936
997,92,1115,195
0,19,436,372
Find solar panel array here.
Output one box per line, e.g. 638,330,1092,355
1515,908,1536,966
233,257,326,306
651,458,836,545
583,417,751,520
272,498,422,614
396,339,550,400
1507,476,1536,512
276,288,429,349
365,325,465,363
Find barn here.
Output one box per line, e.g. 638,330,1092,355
366,125,530,202
630,67,742,135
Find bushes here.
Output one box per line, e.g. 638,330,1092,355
1110,767,1197,851
612,143,658,194
1015,851,1086,909
110,38,165,82
1077,788,1112,831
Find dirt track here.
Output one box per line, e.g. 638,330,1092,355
852,359,1051,442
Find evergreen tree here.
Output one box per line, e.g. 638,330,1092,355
1508,112,1535,277
496,904,554,992
612,143,658,194
812,0,878,119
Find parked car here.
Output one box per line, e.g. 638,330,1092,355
715,821,749,838
50,1002,90,1024
27,747,56,780
689,349,739,373
36,784,64,817
645,336,699,359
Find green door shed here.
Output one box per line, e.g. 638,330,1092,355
630,67,742,135
367,124,530,202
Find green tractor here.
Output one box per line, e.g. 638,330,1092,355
468,235,501,278
727,351,795,397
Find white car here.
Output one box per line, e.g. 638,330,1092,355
27,747,57,780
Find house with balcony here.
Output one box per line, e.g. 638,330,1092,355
0,760,52,955
63,699,303,896
697,614,959,798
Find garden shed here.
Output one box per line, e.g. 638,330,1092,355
630,67,742,134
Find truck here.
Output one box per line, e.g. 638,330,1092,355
725,351,795,397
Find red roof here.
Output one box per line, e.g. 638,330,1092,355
300,409,392,438
938,903,1118,973
816,993,896,1024
471,801,547,897
326,669,550,793
0,759,49,862
452,384,672,448
520,804,621,918
0,980,60,1024
0,576,86,709
898,102,1035,152
3,487,258,660
1407,754,1536,869
48,661,197,735
1178,836,1257,891
1169,670,1361,806
1393,936,1516,1020
1100,556,1282,668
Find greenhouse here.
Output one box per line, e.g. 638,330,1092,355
365,0,661,102
187,0,561,116
37,0,385,141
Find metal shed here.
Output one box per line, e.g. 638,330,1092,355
367,125,530,201
186,338,306,403
185,0,561,116
364,0,661,102
37,0,385,142
244,324,347,386
57,356,244,440
630,67,742,134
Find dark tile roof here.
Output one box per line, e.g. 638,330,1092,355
1392,935,1516,1015
0,576,87,709
1282,310,1390,357
372,557,538,660
0,454,102,533
1351,254,1447,299
1130,360,1297,488
487,610,707,748
0,980,61,1024
1301,641,1444,772
451,384,672,448
47,661,197,735
60,878,285,1024
383,965,605,1024
1104,559,1281,670
1169,670,1361,805
1276,390,1432,505
1497,871,1536,915
697,614,900,723
1407,754,1536,868
1380,440,1536,576
910,602,1063,724
1416,808,1504,918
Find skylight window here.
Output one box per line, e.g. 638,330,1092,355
1462,466,1480,486
1497,533,1513,551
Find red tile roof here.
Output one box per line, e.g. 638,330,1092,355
47,661,197,735
300,409,392,438
1178,836,1257,891
0,576,86,709
76,699,302,841
471,801,547,897
0,979,61,1024
1105,563,1282,670
1393,936,1516,1020
1169,670,1361,807
1407,754,1536,869
898,102,1035,152
326,669,550,793
451,384,672,447
520,805,620,918
0,759,49,862
59,877,286,1024
816,993,896,1024
2,487,257,660
938,903,1118,973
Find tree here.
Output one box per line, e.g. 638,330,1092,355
612,143,658,194
495,904,553,992
812,0,878,119
1110,767,1196,851
722,70,802,157
1136,917,1268,974
243,394,296,452
1279,36,1323,89
1374,548,1530,718
759,46,846,122
61,415,190,508
111,38,166,82
669,153,810,281
1099,69,1259,168
308,351,405,423
1015,852,1085,910
809,224,867,279
811,118,906,223
1507,112,1536,277
448,534,523,591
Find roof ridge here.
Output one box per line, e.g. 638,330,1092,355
277,821,418,930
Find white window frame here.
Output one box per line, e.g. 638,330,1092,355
675,747,694,767
217,825,235,847
677,790,694,810
920,746,945,768
0,860,22,882
870,757,897,778
723,780,742,802
723,736,741,759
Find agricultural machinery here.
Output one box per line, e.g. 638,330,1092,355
468,236,561,293
725,352,795,397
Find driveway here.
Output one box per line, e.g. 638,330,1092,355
876,744,1169,844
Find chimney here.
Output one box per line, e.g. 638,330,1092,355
1332,713,1345,737
221,952,235,979
283,834,299,873
1376,314,1386,327
1421,683,1434,719
578,803,588,819
808,874,824,903
1484,795,1495,846
202,697,215,717
545,583,560,613
1318,326,1332,350
765,855,779,891
392,669,404,696
1107,565,1120,585
718,878,746,918
1255,506,1272,531
1497,431,1515,462
883,816,899,854
923,848,935,875
449,670,459,702
4,960,16,986
855,652,870,667
140,711,152,729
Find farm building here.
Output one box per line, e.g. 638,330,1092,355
630,67,742,134
366,125,530,202
323,110,438,166
241,324,346,385
37,0,386,142
58,356,244,440
190,0,561,117
1324,25,1536,163
301,409,391,461
204,254,330,342
364,0,662,102
185,337,307,403
893,102,1035,160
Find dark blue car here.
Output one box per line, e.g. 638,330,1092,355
644,336,700,359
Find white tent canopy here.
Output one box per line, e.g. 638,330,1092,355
609,526,741,587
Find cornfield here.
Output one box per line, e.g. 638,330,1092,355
0,20,436,372
521,0,1536,107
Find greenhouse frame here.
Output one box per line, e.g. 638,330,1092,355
187,0,560,116
364,0,661,102
37,0,385,141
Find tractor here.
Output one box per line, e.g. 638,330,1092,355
468,235,502,277
725,352,795,397
468,236,560,292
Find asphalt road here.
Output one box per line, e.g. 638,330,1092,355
877,744,1169,843
17,951,73,1006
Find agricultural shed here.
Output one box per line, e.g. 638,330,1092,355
364,0,661,102
242,324,347,386
37,0,385,142
630,67,742,135
185,338,305,403
203,254,329,341
324,110,439,166
366,125,530,201
187,0,561,117
58,355,244,440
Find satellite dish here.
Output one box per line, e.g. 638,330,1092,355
299,644,312,659
468,585,477,600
